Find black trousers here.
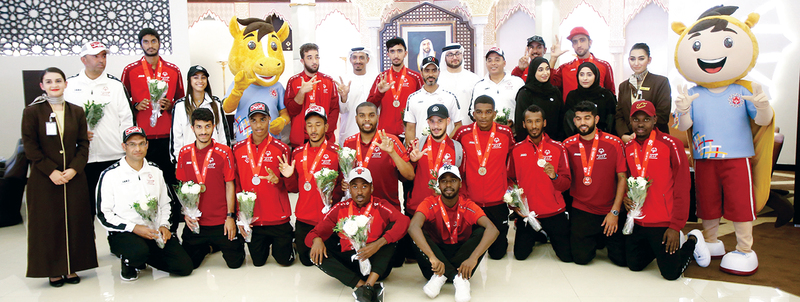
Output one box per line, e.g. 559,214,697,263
145,138,181,230
626,224,695,280
514,212,573,262
480,203,509,260
108,232,193,276
413,227,486,281
295,220,316,266
86,160,117,217
391,213,415,267
317,236,397,288
248,223,295,266
570,208,626,266
181,224,245,269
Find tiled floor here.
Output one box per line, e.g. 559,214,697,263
1,172,796,302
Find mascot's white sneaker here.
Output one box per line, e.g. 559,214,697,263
720,250,758,276
707,240,726,259
687,230,711,267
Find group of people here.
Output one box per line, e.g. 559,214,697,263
21,23,764,302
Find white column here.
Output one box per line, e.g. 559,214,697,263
366,18,382,70
472,15,489,77
290,0,316,73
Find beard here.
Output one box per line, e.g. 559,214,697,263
445,60,461,69
357,122,376,134
442,188,458,199
304,64,319,74
144,48,158,57
432,130,446,141
578,124,596,136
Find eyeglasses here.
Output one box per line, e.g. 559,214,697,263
125,142,148,148
445,52,463,58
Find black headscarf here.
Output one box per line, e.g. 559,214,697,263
563,61,618,136
514,57,564,142
523,57,560,96
571,62,605,99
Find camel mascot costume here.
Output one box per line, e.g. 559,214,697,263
223,16,292,142
673,5,774,276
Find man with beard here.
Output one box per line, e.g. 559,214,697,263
65,41,134,217
470,47,524,127
550,27,615,99
507,105,572,262
286,43,340,148
121,28,185,228
437,43,480,126
336,47,378,144
562,101,627,266
367,37,424,141
405,56,462,142
278,105,344,266
307,167,410,302
416,38,436,72
452,95,514,260
176,108,244,269
408,165,499,302
511,35,547,82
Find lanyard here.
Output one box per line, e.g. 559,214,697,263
246,135,272,177
577,134,600,178
632,130,657,178
141,57,163,81
438,196,463,245
388,68,408,101
306,74,318,104
347,197,374,217
472,123,497,170
425,137,447,181
302,140,328,184
190,142,215,185
356,133,378,168
529,136,545,160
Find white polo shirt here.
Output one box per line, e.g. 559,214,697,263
469,72,524,122
438,69,480,126
403,86,461,140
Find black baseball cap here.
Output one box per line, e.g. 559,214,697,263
427,104,449,120
123,126,147,143
248,102,270,118
421,56,439,69
527,35,546,48
187,65,209,78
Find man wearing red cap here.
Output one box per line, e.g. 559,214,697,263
550,27,615,100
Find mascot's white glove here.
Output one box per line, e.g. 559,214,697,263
675,84,699,114
742,83,773,126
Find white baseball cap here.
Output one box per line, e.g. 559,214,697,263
80,41,107,57
437,165,461,180
347,167,373,183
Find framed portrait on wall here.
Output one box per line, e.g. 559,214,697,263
400,23,454,73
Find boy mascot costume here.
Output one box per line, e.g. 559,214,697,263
223,16,292,142
673,5,774,276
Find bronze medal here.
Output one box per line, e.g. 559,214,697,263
478,167,487,176
583,176,592,186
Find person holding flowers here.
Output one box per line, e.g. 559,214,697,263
307,167,409,302
452,95,514,260
279,105,343,266
563,100,628,266
622,100,710,280
232,102,295,267
176,108,244,269
64,41,133,217
507,105,572,262
97,126,192,281
408,165,498,302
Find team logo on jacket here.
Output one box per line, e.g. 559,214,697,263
443,153,452,165
322,153,331,165
265,151,273,162
729,93,743,108
492,137,502,149
650,147,659,159
597,148,607,160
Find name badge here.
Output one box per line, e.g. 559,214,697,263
46,122,57,136
639,87,650,91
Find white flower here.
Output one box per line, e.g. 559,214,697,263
354,215,370,228
189,184,202,194
181,182,191,193
343,220,359,236
503,192,513,204
236,192,245,200
156,81,167,90
636,177,648,188
342,147,357,158
138,199,150,211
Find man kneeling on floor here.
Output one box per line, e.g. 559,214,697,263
622,100,710,280
408,165,499,302
307,167,410,302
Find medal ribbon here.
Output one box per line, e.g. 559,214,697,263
307,74,318,104
632,130,657,178
190,142,215,185
577,134,600,179
438,196,464,245
388,68,407,102
246,135,273,178
141,57,163,81
425,137,447,182
356,133,378,168
302,140,329,186
528,136,545,160
472,123,496,171
347,197,374,217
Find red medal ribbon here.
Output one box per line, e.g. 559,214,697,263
388,68,407,102
528,136,546,160
632,130,657,178
302,140,329,187
425,137,447,182
472,123,497,172
438,196,464,245
577,133,600,180
306,74,318,104
347,197,374,217
246,135,273,178
141,57,163,82
190,141,215,185
356,133,378,168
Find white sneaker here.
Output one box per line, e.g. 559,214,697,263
679,231,686,248
422,274,447,298
453,274,471,302
687,229,711,267
720,250,758,276
707,239,726,259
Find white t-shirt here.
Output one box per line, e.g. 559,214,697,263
438,69,480,126
470,73,525,122
403,86,461,140
338,71,377,145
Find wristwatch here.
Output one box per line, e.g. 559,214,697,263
227,212,236,218
610,210,619,216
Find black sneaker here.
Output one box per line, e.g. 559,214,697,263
373,282,385,302
120,258,139,281
353,284,375,302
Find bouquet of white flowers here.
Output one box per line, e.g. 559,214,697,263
84,100,107,130
623,176,650,235
175,181,203,234
503,185,542,231
421,127,431,136
236,191,259,242
427,168,441,196
338,147,357,200
132,195,165,249
495,108,511,125
147,79,168,127
333,214,373,276
314,168,339,214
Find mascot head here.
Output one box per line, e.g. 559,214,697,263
228,16,289,87
672,5,759,88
